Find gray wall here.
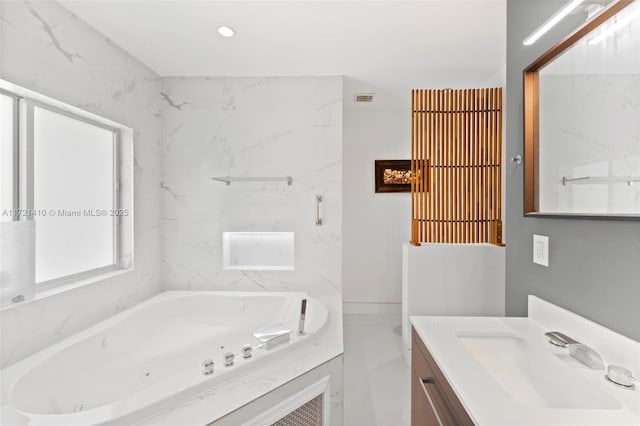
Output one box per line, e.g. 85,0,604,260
506,1,640,341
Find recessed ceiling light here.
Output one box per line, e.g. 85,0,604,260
217,26,235,38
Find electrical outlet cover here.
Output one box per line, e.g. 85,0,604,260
533,234,549,267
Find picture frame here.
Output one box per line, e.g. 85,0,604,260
374,160,413,193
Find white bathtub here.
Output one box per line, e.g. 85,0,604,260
0,291,328,425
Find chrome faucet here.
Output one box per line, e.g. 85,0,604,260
298,299,307,335
544,331,605,370
544,331,578,347
568,343,605,370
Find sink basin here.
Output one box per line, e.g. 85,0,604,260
457,332,621,410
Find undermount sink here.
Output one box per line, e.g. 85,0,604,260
457,332,621,410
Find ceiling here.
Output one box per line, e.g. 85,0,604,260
58,0,506,105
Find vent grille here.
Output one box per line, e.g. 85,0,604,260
354,93,375,103
271,394,323,426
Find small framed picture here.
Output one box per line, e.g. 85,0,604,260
375,160,414,193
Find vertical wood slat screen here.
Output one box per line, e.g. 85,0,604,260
410,88,503,246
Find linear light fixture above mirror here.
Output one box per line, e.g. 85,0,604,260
523,0,585,45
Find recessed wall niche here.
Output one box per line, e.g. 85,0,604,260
222,232,295,271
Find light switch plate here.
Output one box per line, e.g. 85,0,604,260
533,234,549,267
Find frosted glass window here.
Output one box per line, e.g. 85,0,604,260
34,107,116,283
0,93,14,217
223,232,294,271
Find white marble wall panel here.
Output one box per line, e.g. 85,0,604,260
0,221,35,306
539,74,640,214
161,76,343,342
0,0,162,368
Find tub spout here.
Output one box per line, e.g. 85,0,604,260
298,299,307,335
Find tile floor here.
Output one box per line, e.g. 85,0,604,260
343,313,411,426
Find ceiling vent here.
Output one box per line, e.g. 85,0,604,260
354,93,375,103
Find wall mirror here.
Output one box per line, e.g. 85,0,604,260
524,0,640,218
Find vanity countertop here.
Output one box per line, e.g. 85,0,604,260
411,296,640,426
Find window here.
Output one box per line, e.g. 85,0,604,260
1,85,127,294
33,106,119,284
0,92,16,216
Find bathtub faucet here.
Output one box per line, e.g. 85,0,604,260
298,299,307,335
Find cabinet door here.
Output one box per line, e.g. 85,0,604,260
412,347,441,426
412,327,474,426
412,340,458,426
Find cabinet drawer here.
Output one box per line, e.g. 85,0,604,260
412,345,458,426
411,327,473,426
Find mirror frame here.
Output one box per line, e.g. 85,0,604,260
523,0,638,218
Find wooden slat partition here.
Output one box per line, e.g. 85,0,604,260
410,88,503,246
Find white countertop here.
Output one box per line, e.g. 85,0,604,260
410,297,640,426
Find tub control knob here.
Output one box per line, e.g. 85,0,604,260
202,359,214,376
224,351,235,366
242,345,253,358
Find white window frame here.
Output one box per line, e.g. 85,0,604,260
3,88,125,291
0,88,20,220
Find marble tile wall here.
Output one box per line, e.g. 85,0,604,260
161,76,343,327
0,221,35,306
0,0,162,368
0,2,343,370
539,74,640,214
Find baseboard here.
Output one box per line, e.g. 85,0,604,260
342,302,401,315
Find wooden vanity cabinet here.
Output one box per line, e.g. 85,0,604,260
411,327,474,426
